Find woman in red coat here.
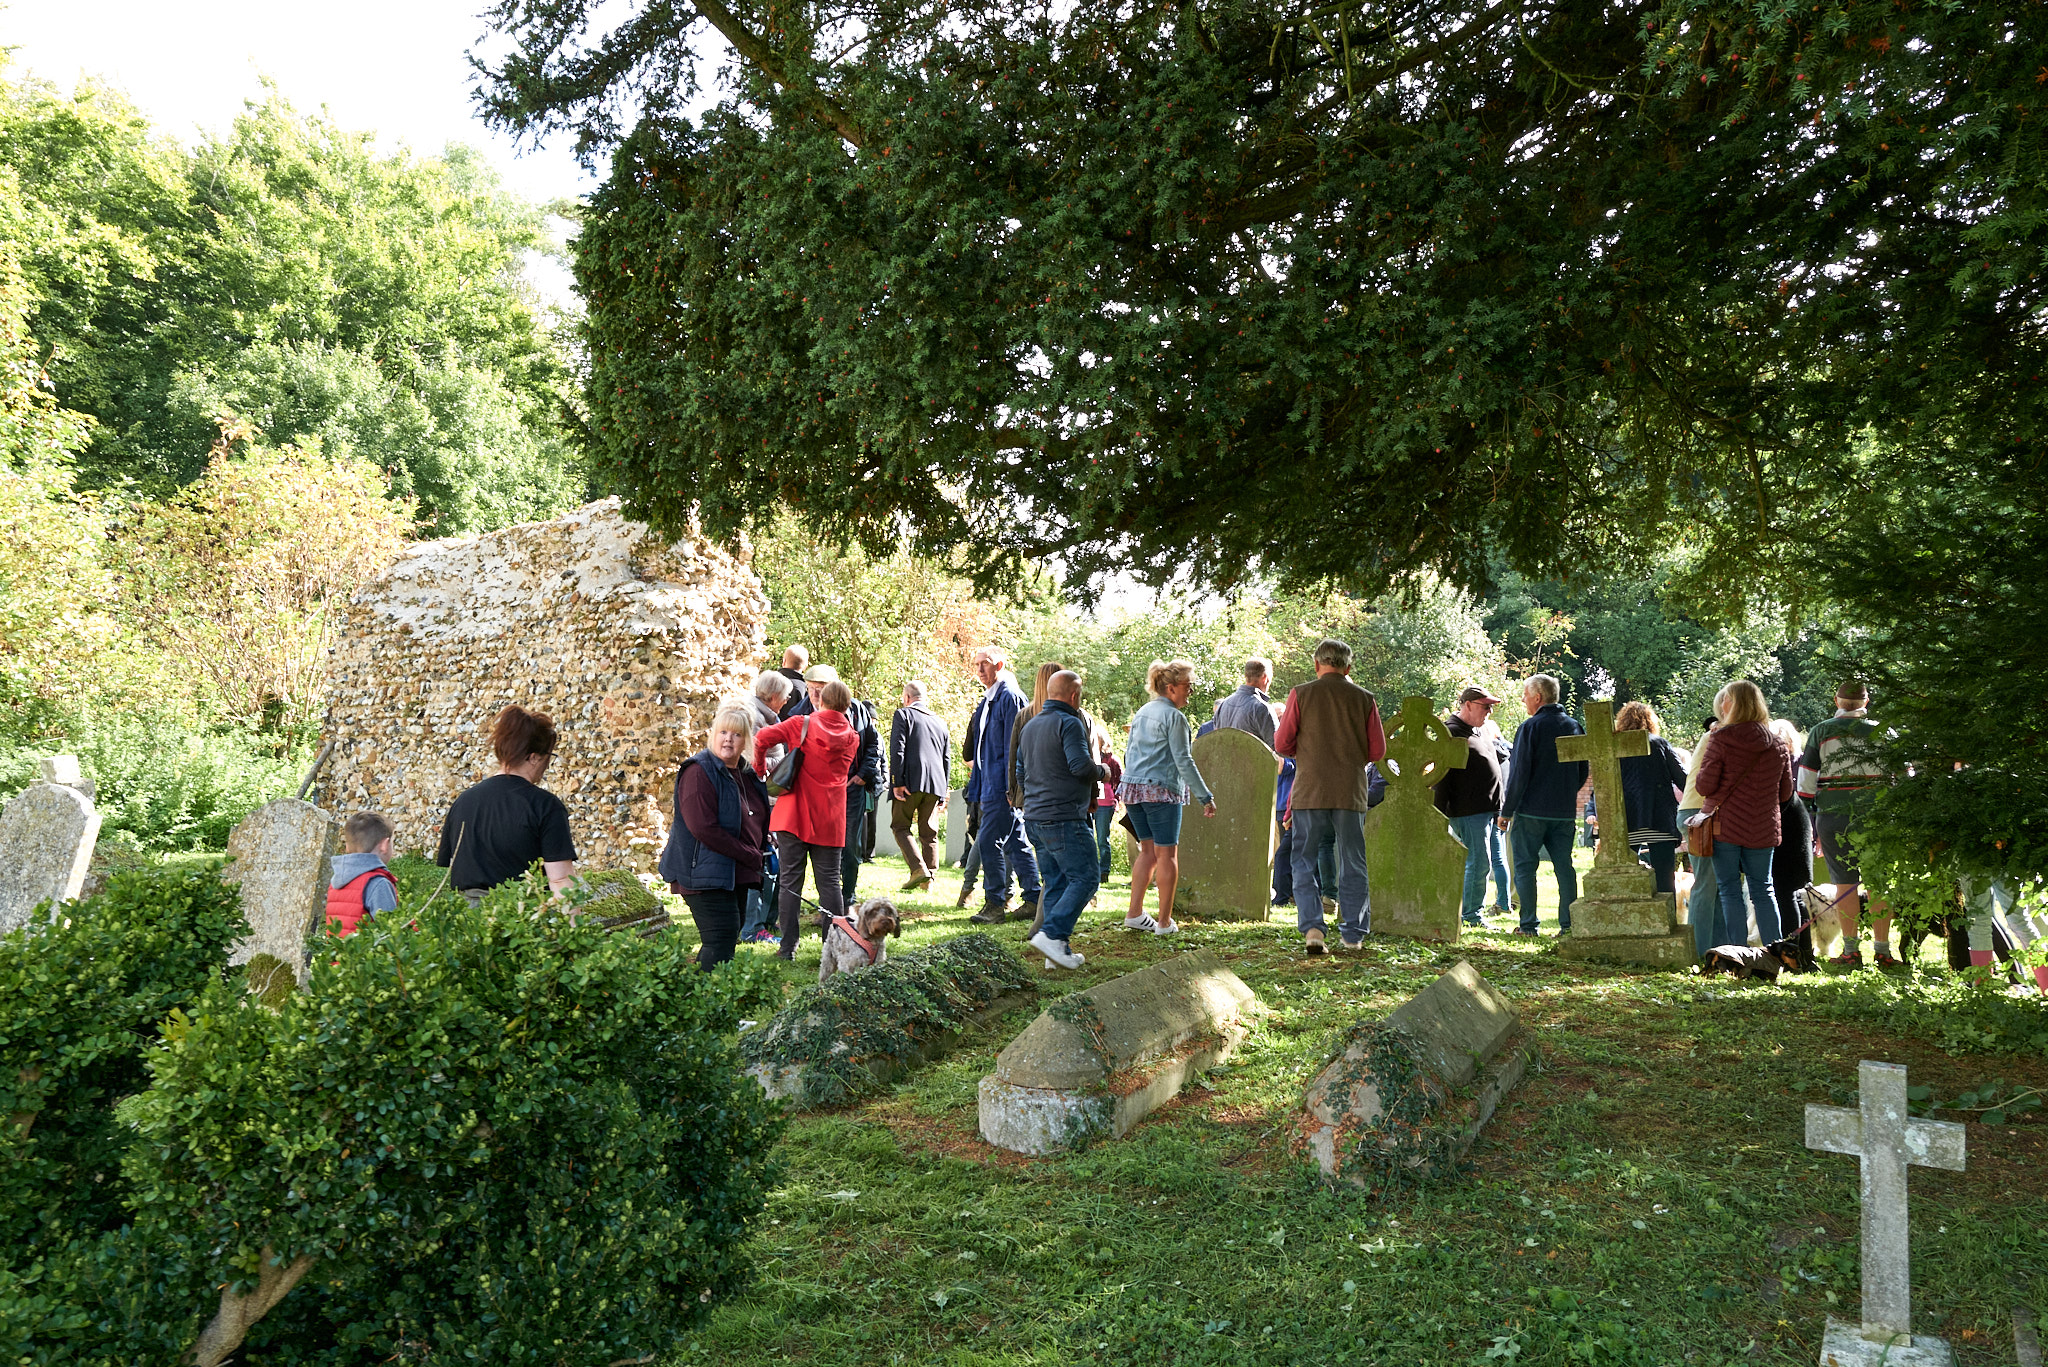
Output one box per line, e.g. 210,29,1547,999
1695,680,1796,946
753,678,862,961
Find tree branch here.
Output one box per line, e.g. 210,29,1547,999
688,0,867,148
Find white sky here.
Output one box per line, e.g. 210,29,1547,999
2,0,614,304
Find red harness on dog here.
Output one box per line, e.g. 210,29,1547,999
827,915,881,965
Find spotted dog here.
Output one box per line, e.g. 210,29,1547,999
818,896,902,984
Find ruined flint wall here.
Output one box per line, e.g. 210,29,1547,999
318,499,767,870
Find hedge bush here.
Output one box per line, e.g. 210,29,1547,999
0,868,784,1365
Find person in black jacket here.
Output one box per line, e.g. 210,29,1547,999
889,680,952,890
803,665,885,900
1614,701,1689,894
1768,718,1816,953
1435,687,1506,926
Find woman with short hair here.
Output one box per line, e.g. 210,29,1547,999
1614,701,1688,894
1695,681,1796,945
752,679,861,960
436,705,579,904
659,705,771,970
1117,659,1215,936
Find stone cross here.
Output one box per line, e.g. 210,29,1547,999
1555,700,1647,870
1805,1060,1965,1346
1378,695,1468,792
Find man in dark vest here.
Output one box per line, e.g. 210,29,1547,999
1272,638,1385,955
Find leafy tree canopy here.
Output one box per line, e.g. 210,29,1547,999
476,0,2045,604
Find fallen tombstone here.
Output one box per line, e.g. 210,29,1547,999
223,799,341,986
743,932,1037,1109
0,756,104,933
978,950,1257,1155
1293,959,1535,1188
1806,1060,1965,1367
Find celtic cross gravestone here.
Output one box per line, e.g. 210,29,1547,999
1555,700,1693,967
1363,696,1468,942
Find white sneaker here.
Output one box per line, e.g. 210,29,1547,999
1028,931,1085,969
1124,913,1159,931
1152,920,1181,936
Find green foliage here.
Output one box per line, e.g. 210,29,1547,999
739,932,1035,1110
1799,969,2048,1062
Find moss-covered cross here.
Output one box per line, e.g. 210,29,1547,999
1379,695,1467,794
1555,699,1647,869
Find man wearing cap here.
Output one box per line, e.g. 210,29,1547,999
1436,687,1507,928
1798,681,1892,967
805,665,885,900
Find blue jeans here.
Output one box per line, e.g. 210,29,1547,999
977,798,1040,905
1093,806,1115,879
1711,842,1780,945
1447,812,1497,924
1025,818,1100,944
1273,817,1338,904
1484,821,1511,911
1510,816,1578,932
1687,848,1721,958
1293,808,1369,939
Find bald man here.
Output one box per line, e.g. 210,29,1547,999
1013,671,1108,969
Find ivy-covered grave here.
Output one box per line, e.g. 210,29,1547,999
0,864,781,1367
1292,959,1536,1190
740,932,1037,1110
977,950,1259,1155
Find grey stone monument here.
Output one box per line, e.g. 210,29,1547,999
1363,696,1469,943
1556,700,1694,967
1173,728,1279,922
943,787,968,867
0,757,103,932
1805,1060,1965,1367
223,799,341,986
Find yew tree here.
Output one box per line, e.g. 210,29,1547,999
476,0,2045,600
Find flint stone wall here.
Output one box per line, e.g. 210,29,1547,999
318,500,767,870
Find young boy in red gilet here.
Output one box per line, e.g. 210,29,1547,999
327,811,400,936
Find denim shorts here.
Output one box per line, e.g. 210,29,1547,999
1126,800,1184,846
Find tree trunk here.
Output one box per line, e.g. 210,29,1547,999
185,1246,315,1367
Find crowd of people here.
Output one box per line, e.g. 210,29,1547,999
305,640,2044,997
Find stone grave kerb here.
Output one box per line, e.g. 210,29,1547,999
1555,699,1651,899
1805,1060,1965,1364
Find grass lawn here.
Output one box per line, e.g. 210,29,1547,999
609,840,2046,1367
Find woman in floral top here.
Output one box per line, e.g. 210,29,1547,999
1117,659,1215,935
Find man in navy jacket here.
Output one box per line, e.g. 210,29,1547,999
964,646,1040,923
1013,672,1109,969
1499,674,1588,935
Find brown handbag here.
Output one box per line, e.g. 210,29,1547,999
1686,741,1772,859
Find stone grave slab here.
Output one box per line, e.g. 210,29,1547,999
979,951,1257,1154
224,799,341,986
943,787,968,867
1363,696,1468,943
0,763,103,932
1294,960,1535,1188
1557,700,1693,967
1806,1060,1965,1366
1173,729,1278,922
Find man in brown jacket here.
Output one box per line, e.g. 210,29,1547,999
1273,638,1388,954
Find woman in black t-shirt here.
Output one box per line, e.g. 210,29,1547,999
436,705,580,901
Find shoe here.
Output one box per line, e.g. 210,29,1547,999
1874,948,1902,968
1028,931,1085,969
1510,927,1539,938
901,875,932,892
1124,913,1160,931
1338,936,1364,952
1010,897,1041,923
1304,928,1327,956
968,902,1011,925
749,928,777,943
1492,906,1512,919
955,879,976,909
1153,920,1181,937
1321,897,1337,918
1830,950,1865,968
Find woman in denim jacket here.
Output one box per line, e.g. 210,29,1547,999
1117,659,1215,935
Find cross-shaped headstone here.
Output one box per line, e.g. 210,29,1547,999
1554,700,1647,870
1377,695,1467,792
1805,1060,1965,1345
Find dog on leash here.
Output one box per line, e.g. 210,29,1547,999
818,897,902,983
1699,933,1818,983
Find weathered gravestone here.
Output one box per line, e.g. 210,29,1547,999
1805,1060,1965,1367
0,757,103,933
1363,697,1469,943
943,787,968,867
1556,700,1693,967
223,800,341,986
979,951,1257,1154
743,934,1037,1108
1174,729,1279,921
1294,960,1534,1187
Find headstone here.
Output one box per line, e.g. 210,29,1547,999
1363,696,1469,942
38,754,94,801
871,793,900,860
0,763,103,932
1805,1060,1965,1366
1294,960,1535,1187
223,800,341,986
1556,700,1693,967
943,787,968,867
1172,728,1279,921
979,951,1257,1154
